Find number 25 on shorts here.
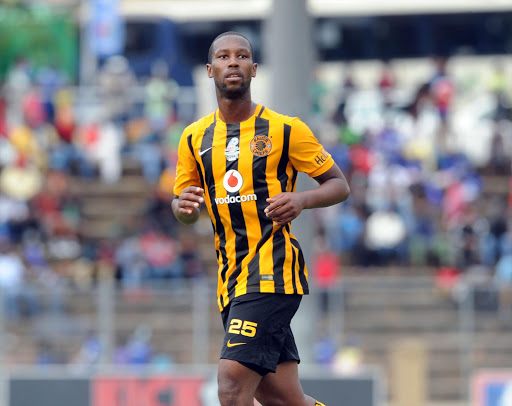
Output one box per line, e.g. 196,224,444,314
228,319,258,337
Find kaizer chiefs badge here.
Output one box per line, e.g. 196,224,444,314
250,135,272,157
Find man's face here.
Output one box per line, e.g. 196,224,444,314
207,35,257,100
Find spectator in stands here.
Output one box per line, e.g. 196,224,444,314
4,57,32,127
322,203,365,265
429,57,455,123
36,340,66,365
130,123,165,184
175,233,206,279
313,329,337,366
114,235,149,289
53,93,75,144
144,59,180,135
73,117,123,183
23,230,66,315
0,90,7,137
481,198,510,266
378,60,396,108
434,265,462,302
139,228,180,281
332,62,358,125
114,325,154,366
312,235,341,314
310,68,329,120
0,189,39,244
451,203,487,269
96,119,123,184
408,182,440,266
363,207,407,266
32,171,80,239
36,64,68,124
49,91,95,179
494,253,512,320
487,126,512,176
8,122,46,169
22,85,46,130
332,335,363,375
487,59,510,121
71,330,102,368
97,55,137,125
0,238,40,319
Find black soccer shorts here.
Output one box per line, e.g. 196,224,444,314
220,292,302,376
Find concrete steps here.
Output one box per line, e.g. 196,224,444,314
339,275,512,401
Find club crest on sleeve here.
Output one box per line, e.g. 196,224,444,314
250,135,272,157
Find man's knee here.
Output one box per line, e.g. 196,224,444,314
218,376,244,404
217,360,261,405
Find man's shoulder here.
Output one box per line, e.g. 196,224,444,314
262,107,304,127
182,112,216,135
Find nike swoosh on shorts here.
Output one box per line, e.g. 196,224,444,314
227,339,247,347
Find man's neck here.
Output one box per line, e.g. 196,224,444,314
217,95,257,124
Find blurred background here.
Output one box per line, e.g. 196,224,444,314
1,0,512,405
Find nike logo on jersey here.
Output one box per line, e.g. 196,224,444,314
227,339,246,348
198,147,213,156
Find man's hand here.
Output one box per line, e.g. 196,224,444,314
172,186,205,225
263,163,351,226
264,192,306,226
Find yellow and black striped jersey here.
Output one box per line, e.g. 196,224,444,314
174,104,334,311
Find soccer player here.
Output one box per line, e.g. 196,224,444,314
172,31,350,406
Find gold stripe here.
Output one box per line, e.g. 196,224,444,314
259,229,276,293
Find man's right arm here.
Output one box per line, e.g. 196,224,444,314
172,186,205,225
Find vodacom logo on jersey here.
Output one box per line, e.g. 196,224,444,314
215,170,257,205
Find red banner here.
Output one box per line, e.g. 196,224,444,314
92,375,206,406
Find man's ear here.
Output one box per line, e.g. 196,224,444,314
206,64,213,78
252,63,258,78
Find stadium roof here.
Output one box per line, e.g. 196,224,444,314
120,0,512,21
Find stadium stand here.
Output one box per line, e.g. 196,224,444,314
1,50,511,403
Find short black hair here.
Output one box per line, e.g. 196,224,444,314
207,31,254,64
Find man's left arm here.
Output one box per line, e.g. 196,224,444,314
264,163,350,225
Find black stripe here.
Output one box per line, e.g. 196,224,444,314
290,238,297,294
226,123,249,299
257,106,266,117
201,120,229,289
247,115,274,288
200,118,216,193
291,237,308,294
272,227,286,293
186,133,194,155
291,168,298,191
188,134,205,194
277,124,291,192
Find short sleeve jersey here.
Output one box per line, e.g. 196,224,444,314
174,105,334,311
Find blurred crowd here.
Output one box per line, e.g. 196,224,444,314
1,55,512,294
310,57,512,296
1,53,512,366
0,56,204,324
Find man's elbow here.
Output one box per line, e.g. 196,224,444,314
338,180,351,203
